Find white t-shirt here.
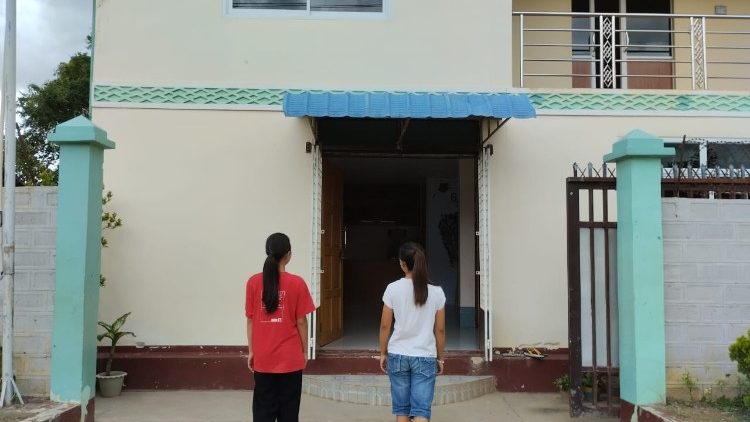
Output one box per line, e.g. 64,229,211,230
382,278,446,358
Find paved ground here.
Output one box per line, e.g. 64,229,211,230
95,391,618,422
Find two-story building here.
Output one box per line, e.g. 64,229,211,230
91,0,750,398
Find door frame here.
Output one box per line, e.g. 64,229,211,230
309,149,490,357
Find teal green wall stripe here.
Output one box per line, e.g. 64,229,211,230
94,85,286,106
93,85,750,113
528,92,750,113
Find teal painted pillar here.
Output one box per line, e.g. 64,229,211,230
48,116,115,405
604,130,674,407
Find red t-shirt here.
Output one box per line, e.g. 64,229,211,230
245,272,316,373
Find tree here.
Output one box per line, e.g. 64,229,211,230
16,51,90,186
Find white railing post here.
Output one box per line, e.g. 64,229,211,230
611,15,617,89
690,16,707,90
702,16,709,89
519,13,525,88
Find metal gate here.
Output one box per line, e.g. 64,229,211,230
566,164,619,417
567,160,750,417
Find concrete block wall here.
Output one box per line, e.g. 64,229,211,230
663,198,750,394
0,187,58,396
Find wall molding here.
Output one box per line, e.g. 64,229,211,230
93,84,750,116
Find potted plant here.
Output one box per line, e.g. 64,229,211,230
96,312,135,397
553,374,570,401
582,372,594,402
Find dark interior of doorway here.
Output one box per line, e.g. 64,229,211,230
321,157,478,351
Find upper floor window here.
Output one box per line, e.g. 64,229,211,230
230,0,384,15
571,0,671,57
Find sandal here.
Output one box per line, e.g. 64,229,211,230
523,347,546,360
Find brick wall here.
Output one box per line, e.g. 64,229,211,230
663,198,750,393
0,187,58,396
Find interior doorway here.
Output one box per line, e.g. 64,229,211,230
318,156,479,351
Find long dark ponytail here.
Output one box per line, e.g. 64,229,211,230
399,242,429,306
263,233,291,314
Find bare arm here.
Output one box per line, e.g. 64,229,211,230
379,305,394,372
246,318,254,372
296,317,309,366
434,308,446,374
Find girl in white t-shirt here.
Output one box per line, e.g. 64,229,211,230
379,242,446,422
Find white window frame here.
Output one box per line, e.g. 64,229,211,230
224,0,390,20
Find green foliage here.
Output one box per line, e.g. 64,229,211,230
16,51,90,186
553,374,570,392
730,329,750,408
682,370,697,402
100,191,123,286
582,372,594,388
97,312,135,375
730,329,750,378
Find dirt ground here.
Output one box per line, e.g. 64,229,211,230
654,402,750,422
0,411,31,422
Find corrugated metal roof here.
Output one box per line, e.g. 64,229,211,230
283,91,536,119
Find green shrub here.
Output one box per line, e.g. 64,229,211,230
682,370,697,402
729,329,750,409
553,374,570,392
730,329,750,378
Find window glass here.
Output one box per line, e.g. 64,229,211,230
626,17,670,56
233,0,306,10
232,0,383,12
708,144,750,169
572,17,593,56
626,0,671,56
663,143,700,168
311,0,382,12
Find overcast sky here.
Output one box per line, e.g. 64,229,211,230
1,0,92,94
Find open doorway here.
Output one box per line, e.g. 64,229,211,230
319,156,479,351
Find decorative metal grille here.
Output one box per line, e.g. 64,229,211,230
600,16,616,89
691,17,708,90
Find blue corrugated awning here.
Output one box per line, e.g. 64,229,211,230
283,91,536,119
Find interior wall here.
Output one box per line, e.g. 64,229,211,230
426,178,460,307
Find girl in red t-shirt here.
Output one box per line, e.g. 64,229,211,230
245,233,316,422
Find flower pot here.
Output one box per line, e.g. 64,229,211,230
582,386,594,402
97,371,127,397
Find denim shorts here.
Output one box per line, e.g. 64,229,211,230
387,353,437,419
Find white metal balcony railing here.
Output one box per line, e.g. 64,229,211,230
514,12,750,90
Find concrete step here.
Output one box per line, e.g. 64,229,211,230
302,375,496,406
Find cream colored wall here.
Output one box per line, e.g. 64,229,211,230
93,0,512,91
94,108,313,346
513,0,573,89
488,114,750,348
95,105,750,347
673,0,750,91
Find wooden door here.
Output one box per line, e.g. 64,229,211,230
318,161,344,347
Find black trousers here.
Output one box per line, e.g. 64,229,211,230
252,370,303,422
